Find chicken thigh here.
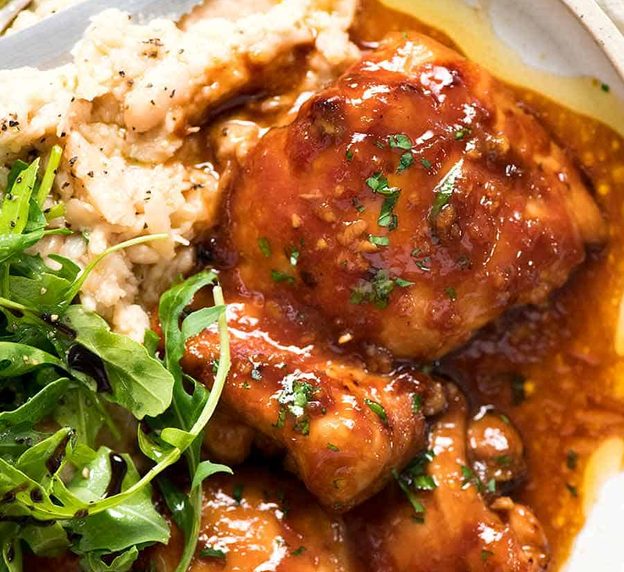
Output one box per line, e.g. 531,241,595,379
184,298,444,510
149,467,356,571
347,384,549,571
228,32,604,359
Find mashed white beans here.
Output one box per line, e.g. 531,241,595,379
0,0,359,339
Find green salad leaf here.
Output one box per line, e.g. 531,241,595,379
0,147,232,571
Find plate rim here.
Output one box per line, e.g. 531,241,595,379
560,0,624,80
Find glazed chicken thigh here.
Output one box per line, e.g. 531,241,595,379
184,298,444,510
348,385,549,571
229,32,604,359
150,468,356,571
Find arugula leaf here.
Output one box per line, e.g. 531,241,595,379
80,548,139,572
64,306,175,420
0,148,231,570
0,160,39,235
191,460,232,490
20,523,69,557
0,342,63,378
0,378,70,427
69,448,169,553
181,305,225,341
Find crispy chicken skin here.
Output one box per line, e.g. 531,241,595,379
149,467,356,572
347,385,549,571
183,298,442,511
229,32,605,359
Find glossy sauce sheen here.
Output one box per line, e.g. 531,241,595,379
350,0,624,568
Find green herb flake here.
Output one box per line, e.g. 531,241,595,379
274,408,286,429
368,234,390,247
430,159,463,220
460,464,483,492
601,82,610,93
233,483,244,504
378,193,399,229
258,237,272,258
352,197,365,213
388,133,413,150
444,286,457,301
420,158,432,170
395,278,414,288
415,256,431,272
366,172,389,193
454,127,471,140
350,269,397,309
200,546,226,560
327,443,340,452
481,550,494,562
566,450,578,471
346,149,354,161
495,455,511,467
292,546,307,557
364,398,388,425
392,450,436,522
566,483,579,497
288,246,300,266
271,270,295,284
412,394,423,414
397,152,414,173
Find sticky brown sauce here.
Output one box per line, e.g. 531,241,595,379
353,0,624,568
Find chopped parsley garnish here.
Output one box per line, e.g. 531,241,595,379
274,408,286,429
366,172,391,194
415,256,431,272
495,455,511,467
274,372,317,434
420,158,432,170
350,269,411,308
378,193,399,229
397,151,414,173
429,159,463,220
271,269,295,284
368,234,390,247
346,149,354,161
412,393,423,413
388,133,413,150
460,464,484,492
233,483,244,504
454,127,471,140
364,398,388,424
445,286,457,301
393,450,436,522
200,546,227,560
601,82,610,93
327,443,340,452
481,550,493,561
366,171,401,230
352,197,365,213
292,546,307,556
566,483,579,497
258,236,272,257
288,246,300,266
486,478,497,493
566,450,578,470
